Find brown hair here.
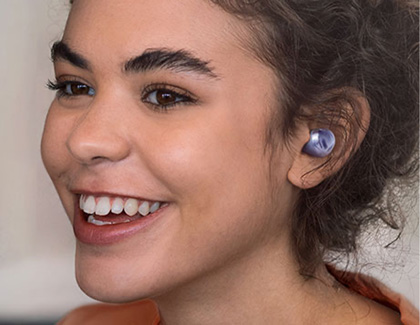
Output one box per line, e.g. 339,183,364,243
209,0,419,275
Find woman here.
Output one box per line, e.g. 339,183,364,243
41,0,418,323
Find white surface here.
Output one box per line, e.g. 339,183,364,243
0,0,418,320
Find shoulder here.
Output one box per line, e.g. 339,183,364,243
327,266,418,325
323,286,404,325
349,296,403,325
338,280,419,325
57,299,160,325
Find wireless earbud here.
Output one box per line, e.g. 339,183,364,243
302,129,335,158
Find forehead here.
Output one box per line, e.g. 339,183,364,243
65,0,252,70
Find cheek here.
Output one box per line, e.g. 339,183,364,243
41,105,70,177
145,110,263,197
41,104,78,209
41,105,61,176
143,104,273,228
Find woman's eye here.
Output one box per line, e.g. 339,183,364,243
47,80,95,98
142,86,195,109
64,83,95,96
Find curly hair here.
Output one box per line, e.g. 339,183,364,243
209,0,419,275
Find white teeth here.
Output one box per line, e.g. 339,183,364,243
95,197,111,216
138,201,150,216
80,194,163,218
124,198,139,216
87,214,113,226
79,195,85,210
150,202,160,213
83,195,96,214
111,197,124,214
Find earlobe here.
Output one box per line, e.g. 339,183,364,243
287,144,332,189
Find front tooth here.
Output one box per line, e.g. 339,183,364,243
124,198,139,216
95,197,111,216
83,195,96,214
79,195,85,210
150,202,160,213
138,201,150,216
111,197,124,214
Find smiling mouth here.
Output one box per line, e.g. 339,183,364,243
79,194,167,226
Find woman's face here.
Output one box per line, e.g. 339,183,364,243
41,0,298,301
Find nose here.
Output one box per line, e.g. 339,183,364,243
66,102,130,165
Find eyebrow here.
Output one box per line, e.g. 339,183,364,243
51,41,90,70
51,41,218,79
124,48,218,79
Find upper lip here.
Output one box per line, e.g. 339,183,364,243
71,188,166,202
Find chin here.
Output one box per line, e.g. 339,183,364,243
74,243,180,304
74,250,151,303
75,264,154,303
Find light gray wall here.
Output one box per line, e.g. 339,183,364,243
0,0,418,321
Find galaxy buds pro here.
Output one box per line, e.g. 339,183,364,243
302,129,335,158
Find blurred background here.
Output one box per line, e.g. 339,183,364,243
0,0,418,323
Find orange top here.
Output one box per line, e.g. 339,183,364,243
58,299,160,325
59,271,419,325
327,266,419,325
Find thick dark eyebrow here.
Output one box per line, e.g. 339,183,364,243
51,41,90,70
50,42,218,79
124,48,218,79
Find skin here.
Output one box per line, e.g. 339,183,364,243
42,0,400,324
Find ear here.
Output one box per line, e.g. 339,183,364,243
287,91,370,189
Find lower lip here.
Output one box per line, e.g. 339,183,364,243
73,200,167,245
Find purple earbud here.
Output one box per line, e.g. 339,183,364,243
302,129,335,158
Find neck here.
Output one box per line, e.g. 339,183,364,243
154,238,341,325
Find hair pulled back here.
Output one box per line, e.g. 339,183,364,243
209,0,419,274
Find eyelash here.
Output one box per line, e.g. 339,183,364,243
47,79,197,111
47,79,95,98
141,83,197,110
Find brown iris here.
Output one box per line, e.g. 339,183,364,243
155,89,179,105
68,83,91,95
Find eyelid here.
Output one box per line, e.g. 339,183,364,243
141,82,198,110
47,76,96,98
141,83,197,101
53,74,94,86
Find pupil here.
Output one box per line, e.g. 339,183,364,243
71,84,88,95
157,90,175,104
